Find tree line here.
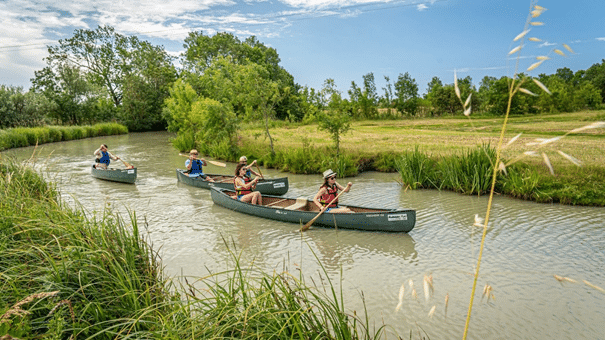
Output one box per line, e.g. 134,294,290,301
1,25,604,148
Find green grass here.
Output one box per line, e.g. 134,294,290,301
0,123,128,151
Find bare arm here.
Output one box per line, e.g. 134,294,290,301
235,177,259,190
335,181,352,192
313,187,327,210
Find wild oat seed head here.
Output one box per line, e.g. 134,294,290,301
505,133,523,148
530,21,544,26
530,10,542,18
527,60,544,72
464,93,472,108
498,161,508,175
556,150,582,166
523,151,539,156
463,106,472,117
570,121,605,133
514,30,530,41
542,152,555,175
518,88,538,96
533,78,552,94
428,305,436,318
563,44,575,53
529,37,541,42
554,49,566,57
454,71,461,100
534,5,547,11
508,45,523,55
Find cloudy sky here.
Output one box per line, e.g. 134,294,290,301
1,0,604,95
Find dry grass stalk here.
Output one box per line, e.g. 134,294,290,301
444,293,449,319
541,152,555,175
556,150,582,166
423,275,432,301
428,305,436,318
583,280,605,294
553,274,577,284
1,291,59,322
395,283,405,312
473,214,484,227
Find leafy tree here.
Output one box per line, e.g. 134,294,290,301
31,63,100,125
163,79,238,156
317,79,351,156
43,25,135,107
0,86,48,128
394,72,419,116
182,31,303,120
584,59,605,104
121,41,177,131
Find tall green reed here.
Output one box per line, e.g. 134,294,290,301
395,146,437,189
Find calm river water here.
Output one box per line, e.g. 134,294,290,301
5,131,605,339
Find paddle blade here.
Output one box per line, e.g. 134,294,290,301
208,160,227,167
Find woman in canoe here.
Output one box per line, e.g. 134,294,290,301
186,149,215,182
234,163,262,205
94,144,119,169
313,169,353,213
239,156,262,179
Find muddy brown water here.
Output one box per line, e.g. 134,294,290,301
5,131,605,339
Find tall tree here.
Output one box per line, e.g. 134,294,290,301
317,79,351,156
394,72,419,116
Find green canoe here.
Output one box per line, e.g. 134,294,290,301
210,187,415,233
91,164,137,184
176,169,289,196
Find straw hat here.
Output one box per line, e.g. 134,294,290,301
322,169,337,179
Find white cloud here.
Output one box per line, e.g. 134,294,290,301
596,37,605,41
538,41,556,48
417,4,428,11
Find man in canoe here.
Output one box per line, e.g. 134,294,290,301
234,163,262,205
94,144,119,169
239,156,262,179
313,169,353,213
186,149,215,182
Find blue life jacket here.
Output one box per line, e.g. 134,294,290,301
99,151,110,165
189,160,204,175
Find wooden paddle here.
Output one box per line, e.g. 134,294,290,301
255,163,264,179
178,154,226,167
120,159,134,169
299,186,349,232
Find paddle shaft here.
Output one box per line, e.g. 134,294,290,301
178,154,226,167
255,164,264,179
120,159,134,168
299,187,347,232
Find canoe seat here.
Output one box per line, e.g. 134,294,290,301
285,197,308,211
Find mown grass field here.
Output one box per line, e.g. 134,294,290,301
242,109,605,169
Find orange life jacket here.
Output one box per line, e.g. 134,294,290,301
235,176,253,196
320,184,339,208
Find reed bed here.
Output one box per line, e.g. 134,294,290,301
0,158,385,339
0,123,128,151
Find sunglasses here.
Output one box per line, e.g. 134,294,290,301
328,176,336,180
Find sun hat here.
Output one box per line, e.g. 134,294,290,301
239,156,248,162
323,169,337,179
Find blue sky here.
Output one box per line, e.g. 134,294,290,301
1,0,603,96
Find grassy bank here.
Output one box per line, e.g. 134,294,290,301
233,110,605,206
0,123,128,152
0,159,388,339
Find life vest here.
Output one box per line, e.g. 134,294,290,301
320,184,339,208
235,176,253,196
99,151,110,165
189,160,203,175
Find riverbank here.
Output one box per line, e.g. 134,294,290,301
0,123,128,152
0,159,385,339
234,110,605,206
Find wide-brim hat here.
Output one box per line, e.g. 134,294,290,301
323,169,337,179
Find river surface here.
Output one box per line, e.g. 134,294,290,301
5,131,605,339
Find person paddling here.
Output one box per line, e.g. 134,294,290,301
239,156,262,179
94,144,119,169
234,163,262,205
185,149,215,182
313,169,353,213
